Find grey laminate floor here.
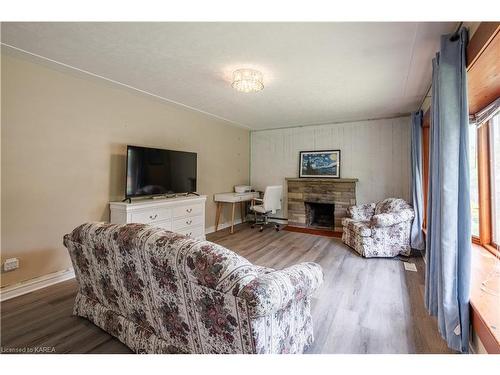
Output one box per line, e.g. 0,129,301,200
0,224,453,354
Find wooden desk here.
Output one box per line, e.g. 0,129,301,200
214,191,260,233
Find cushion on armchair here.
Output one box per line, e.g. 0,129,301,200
347,202,375,221
374,197,410,215
371,208,415,227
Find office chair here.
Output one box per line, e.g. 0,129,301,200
250,185,282,232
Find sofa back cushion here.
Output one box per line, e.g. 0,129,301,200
374,198,410,215
63,222,262,352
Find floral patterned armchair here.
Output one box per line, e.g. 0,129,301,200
341,198,415,258
63,223,323,354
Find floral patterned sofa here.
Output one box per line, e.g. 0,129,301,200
341,198,415,258
63,223,323,354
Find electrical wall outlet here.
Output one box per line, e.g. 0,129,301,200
3,258,19,272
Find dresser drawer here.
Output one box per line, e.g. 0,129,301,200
150,220,172,231
175,225,204,239
172,215,204,231
173,203,203,218
130,207,171,224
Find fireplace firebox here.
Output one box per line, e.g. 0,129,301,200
305,202,335,229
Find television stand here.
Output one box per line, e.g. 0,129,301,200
188,192,200,196
122,197,132,203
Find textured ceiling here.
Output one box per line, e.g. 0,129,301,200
1,22,455,130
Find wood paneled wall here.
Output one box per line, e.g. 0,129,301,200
250,116,411,216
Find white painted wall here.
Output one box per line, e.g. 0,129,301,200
250,116,411,216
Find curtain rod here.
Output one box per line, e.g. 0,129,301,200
418,21,464,111
449,21,464,41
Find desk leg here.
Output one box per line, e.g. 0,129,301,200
215,202,222,232
240,202,245,223
230,202,236,234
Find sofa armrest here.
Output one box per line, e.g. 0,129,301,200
236,262,323,318
347,203,376,221
371,208,414,227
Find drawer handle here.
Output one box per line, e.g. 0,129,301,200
149,214,158,220
186,219,193,225
186,208,193,213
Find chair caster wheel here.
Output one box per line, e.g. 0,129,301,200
259,227,264,232
250,225,255,229
275,227,280,232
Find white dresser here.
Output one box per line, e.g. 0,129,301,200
109,195,207,240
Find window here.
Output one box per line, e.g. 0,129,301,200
466,24,500,256
469,124,480,237
471,111,500,255
490,113,500,246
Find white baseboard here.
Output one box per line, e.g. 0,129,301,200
0,268,75,302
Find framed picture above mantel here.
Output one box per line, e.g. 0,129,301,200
299,150,341,178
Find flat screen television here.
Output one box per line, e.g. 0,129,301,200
126,145,197,198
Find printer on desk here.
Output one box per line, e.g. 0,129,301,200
234,185,252,193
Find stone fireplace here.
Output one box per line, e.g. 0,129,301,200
286,178,358,232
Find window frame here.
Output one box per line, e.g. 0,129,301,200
484,114,500,256
469,122,480,240
468,22,500,257
475,120,493,249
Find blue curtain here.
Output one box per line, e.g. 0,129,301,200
410,110,425,250
424,28,471,353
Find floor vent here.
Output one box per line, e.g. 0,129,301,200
403,262,418,272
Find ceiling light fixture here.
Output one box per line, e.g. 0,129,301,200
231,69,264,93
